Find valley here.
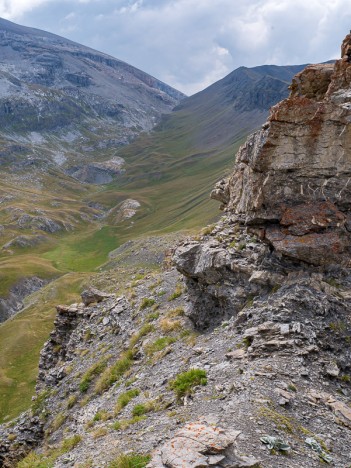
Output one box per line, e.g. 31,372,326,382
0,15,306,446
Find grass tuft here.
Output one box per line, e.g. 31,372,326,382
108,452,151,468
169,369,207,400
115,389,140,414
94,350,134,395
145,337,176,356
79,358,108,393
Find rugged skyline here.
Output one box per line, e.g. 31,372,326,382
0,0,349,95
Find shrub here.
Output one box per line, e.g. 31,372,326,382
115,389,140,414
108,453,151,468
169,369,207,400
145,337,176,356
79,358,108,393
140,298,155,310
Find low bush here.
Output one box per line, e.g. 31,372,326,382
169,369,207,400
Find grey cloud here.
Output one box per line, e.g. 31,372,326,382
8,0,351,94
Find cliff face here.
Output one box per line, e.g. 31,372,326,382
211,35,351,267
174,37,351,330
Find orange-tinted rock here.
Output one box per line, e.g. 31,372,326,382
280,201,345,236
218,32,351,266
265,226,349,266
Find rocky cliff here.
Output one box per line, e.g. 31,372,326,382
1,36,351,468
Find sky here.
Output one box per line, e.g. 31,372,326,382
0,0,350,95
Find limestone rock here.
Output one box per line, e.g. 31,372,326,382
148,422,260,468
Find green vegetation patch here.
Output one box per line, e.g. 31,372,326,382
129,324,154,348
79,358,108,393
115,389,140,414
169,369,207,400
139,298,156,310
18,434,82,468
94,350,134,395
108,452,151,468
145,337,176,356
112,415,147,431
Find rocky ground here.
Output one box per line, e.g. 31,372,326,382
1,222,351,467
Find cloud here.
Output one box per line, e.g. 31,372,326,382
0,0,53,19
2,0,351,94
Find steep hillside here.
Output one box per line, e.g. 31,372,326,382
94,64,306,237
1,36,351,467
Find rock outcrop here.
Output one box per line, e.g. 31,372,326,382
209,35,351,267
174,33,351,330
0,276,47,323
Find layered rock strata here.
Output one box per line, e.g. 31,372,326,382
174,33,351,330
211,34,351,267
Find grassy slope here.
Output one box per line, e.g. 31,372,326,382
0,273,88,421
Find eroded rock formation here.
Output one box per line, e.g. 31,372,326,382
174,33,351,330
211,34,351,267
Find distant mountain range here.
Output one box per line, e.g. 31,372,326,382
0,17,184,176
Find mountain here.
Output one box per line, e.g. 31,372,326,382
0,17,184,137
0,17,184,182
1,34,351,467
100,63,306,237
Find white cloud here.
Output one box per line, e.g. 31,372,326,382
0,0,52,19
2,0,351,94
